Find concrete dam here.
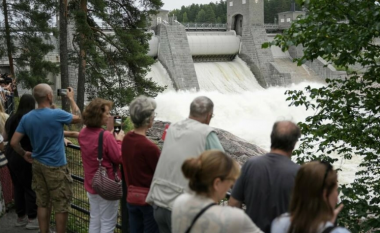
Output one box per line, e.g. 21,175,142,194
143,0,345,93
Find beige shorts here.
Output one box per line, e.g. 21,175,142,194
32,160,73,212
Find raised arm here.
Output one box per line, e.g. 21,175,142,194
66,87,82,125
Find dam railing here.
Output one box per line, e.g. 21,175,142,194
183,23,227,31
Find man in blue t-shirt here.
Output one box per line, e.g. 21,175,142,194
11,83,81,233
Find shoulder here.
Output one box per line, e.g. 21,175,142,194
174,193,192,203
243,155,265,168
53,108,70,116
271,213,291,232
332,227,351,233
219,206,247,218
173,193,192,208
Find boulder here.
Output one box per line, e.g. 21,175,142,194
147,120,267,165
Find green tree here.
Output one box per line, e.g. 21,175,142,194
0,0,59,90
70,0,165,112
264,0,380,231
182,12,189,23
195,9,206,23
204,6,216,24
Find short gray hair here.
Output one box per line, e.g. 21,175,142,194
129,95,157,128
190,96,214,118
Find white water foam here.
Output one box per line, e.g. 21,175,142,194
147,60,361,185
146,61,175,92
195,57,263,93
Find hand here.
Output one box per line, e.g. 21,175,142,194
66,87,75,100
64,138,73,146
114,130,125,141
24,151,33,164
331,204,344,224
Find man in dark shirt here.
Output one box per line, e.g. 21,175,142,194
229,121,301,233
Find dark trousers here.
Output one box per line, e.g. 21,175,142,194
153,205,172,233
127,203,159,233
7,152,37,219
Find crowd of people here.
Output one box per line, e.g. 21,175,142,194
2,82,350,233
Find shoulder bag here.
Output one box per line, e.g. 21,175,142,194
92,130,122,200
127,185,149,206
185,202,216,233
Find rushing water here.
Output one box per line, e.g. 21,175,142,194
146,59,361,185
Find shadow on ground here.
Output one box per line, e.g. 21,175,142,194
0,208,39,233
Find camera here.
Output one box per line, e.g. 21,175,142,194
57,89,68,96
114,116,122,133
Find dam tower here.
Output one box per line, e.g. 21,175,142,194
227,0,280,87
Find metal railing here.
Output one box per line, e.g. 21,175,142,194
183,23,227,31
64,144,129,233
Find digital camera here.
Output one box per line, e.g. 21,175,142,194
57,89,68,96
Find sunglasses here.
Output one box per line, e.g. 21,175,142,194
320,160,333,192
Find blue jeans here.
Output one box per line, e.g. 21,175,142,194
127,203,159,233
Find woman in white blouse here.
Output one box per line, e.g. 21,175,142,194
271,161,350,233
172,150,263,233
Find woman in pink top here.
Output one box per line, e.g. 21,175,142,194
78,98,124,233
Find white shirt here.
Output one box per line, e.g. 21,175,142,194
172,193,263,233
271,214,350,233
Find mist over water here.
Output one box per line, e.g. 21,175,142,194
147,59,361,185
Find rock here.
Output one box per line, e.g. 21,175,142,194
147,120,267,165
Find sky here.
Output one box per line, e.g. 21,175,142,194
162,0,215,11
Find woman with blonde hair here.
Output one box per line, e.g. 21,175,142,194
271,161,350,233
172,150,263,233
78,98,125,233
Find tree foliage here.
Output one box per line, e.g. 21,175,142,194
0,0,59,89
69,0,165,112
169,0,301,24
265,0,380,231
169,0,226,24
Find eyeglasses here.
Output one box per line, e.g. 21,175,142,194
320,160,333,192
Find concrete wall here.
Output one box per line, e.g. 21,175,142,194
269,62,292,85
288,45,346,80
228,0,291,87
305,57,346,80
149,10,169,30
157,24,199,90
278,11,305,28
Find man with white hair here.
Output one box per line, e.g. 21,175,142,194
11,84,82,233
146,96,224,233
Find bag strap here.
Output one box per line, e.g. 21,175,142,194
97,130,120,181
97,130,104,161
185,203,216,233
321,226,337,233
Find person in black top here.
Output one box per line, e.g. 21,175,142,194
4,94,38,229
